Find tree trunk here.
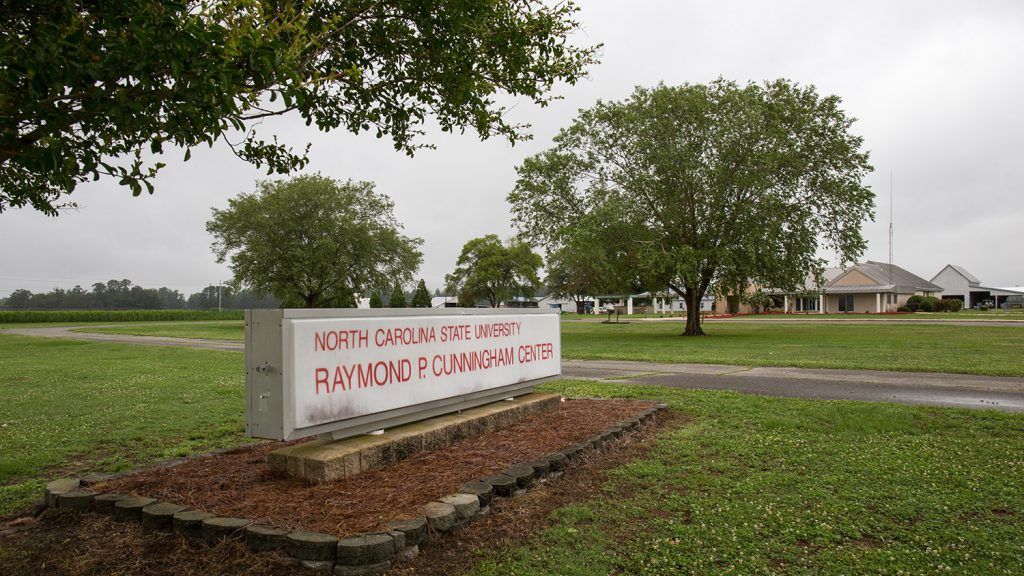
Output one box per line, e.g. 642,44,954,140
574,297,586,314
683,289,705,336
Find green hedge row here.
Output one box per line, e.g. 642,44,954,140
905,295,962,313
0,309,246,323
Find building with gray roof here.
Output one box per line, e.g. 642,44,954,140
768,261,942,314
930,265,1024,308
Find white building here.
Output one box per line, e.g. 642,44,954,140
930,265,1024,308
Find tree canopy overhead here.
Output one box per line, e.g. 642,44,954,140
0,0,598,215
207,174,421,308
445,234,542,308
510,79,875,335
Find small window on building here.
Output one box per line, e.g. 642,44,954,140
796,297,819,312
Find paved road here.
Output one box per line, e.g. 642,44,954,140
5,325,1024,412
562,360,1024,413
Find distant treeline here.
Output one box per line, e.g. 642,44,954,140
0,279,279,311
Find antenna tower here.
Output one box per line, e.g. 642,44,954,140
889,172,894,308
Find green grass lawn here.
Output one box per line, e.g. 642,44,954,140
1,333,1022,573
66,317,1024,376
562,320,1024,376
0,335,248,516
472,379,1024,575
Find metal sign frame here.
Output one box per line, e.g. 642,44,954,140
245,308,561,441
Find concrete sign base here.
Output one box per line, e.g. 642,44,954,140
267,392,561,482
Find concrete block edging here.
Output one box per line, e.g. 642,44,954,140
37,402,666,575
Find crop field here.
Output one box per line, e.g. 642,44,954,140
0,309,243,324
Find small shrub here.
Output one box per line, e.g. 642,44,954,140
907,295,924,306
944,298,963,312
897,306,912,312
917,299,935,312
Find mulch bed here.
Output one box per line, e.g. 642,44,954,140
94,398,656,536
1,409,685,576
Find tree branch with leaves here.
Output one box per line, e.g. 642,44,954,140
0,0,598,215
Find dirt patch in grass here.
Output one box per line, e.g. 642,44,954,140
1,407,684,576
92,398,656,536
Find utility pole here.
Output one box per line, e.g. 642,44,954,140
217,282,222,311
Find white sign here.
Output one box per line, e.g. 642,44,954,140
284,313,561,431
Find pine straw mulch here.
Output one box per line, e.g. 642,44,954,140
91,398,656,536
0,407,685,576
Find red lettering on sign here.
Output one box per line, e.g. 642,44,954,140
474,321,522,339
314,329,369,351
314,367,329,394
374,326,437,347
518,342,554,363
440,324,472,342
314,359,413,394
431,347,514,376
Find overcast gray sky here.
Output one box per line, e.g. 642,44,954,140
2,0,1023,298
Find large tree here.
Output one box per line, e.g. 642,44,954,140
0,0,598,215
207,174,421,308
446,235,542,308
510,80,874,335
